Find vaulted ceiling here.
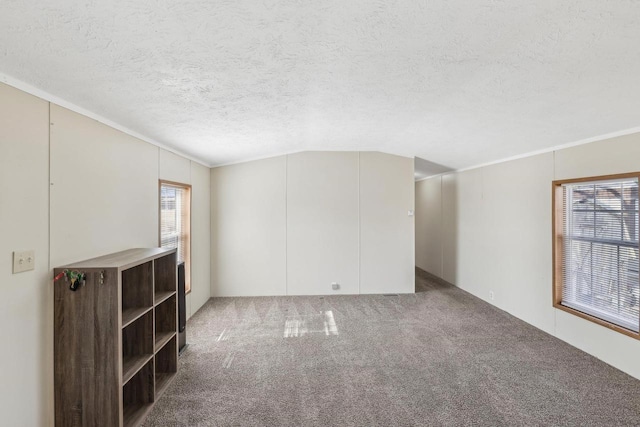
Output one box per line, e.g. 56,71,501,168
2,1,640,172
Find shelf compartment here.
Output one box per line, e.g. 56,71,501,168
122,306,153,329
154,290,176,306
155,331,176,352
123,359,155,427
122,261,153,320
155,335,177,398
122,310,154,383
123,354,154,385
155,295,177,341
123,403,153,427
154,252,177,294
154,372,176,399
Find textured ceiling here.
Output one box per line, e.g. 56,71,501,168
2,1,640,170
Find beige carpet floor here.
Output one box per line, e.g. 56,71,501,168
143,269,640,426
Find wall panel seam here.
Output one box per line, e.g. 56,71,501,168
285,155,288,296
48,102,52,271
358,152,361,294
440,176,444,277
47,100,53,427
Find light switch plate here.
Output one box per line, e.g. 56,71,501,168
13,250,35,274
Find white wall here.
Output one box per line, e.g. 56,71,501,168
441,173,457,284
160,149,191,184
287,152,360,295
415,175,442,276
482,153,555,334
190,162,212,317
50,109,210,320
157,149,212,319
210,156,287,297
0,82,211,426
415,133,640,380
211,151,415,297
360,152,414,294
0,83,51,427
50,105,159,267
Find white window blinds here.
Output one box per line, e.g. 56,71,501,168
160,182,191,292
562,178,639,332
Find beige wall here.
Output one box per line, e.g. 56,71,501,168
0,82,211,426
0,83,51,427
415,176,442,276
441,173,457,284
190,162,212,316
287,152,360,295
415,133,640,379
157,149,212,319
210,156,287,296
159,149,191,184
360,152,414,294
211,151,415,296
50,105,159,267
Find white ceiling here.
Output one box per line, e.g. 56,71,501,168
2,1,640,171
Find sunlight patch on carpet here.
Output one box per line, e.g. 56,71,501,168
284,310,339,338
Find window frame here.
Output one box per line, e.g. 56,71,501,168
552,171,640,339
159,180,192,294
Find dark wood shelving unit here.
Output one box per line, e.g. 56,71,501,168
54,248,178,427
122,306,154,328
155,331,175,351
155,335,178,398
123,354,155,385
154,290,176,306
122,359,155,427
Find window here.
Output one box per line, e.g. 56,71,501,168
553,173,640,337
160,181,191,293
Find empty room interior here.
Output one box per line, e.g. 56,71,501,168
3,1,640,426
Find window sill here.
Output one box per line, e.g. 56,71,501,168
553,302,640,340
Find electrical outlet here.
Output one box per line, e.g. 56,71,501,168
332,282,340,290
489,290,494,301
13,250,35,274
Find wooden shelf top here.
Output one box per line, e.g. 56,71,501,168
155,372,177,399
154,291,176,306
122,354,154,385
155,331,176,352
122,306,153,328
57,247,176,271
123,402,154,427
